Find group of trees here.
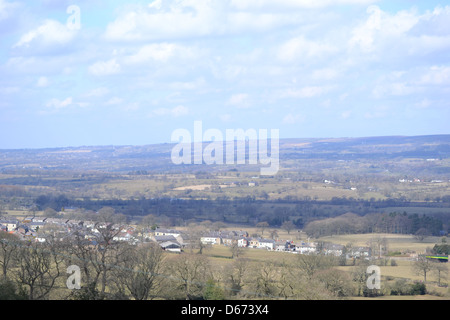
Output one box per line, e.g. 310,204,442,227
1,221,449,300
28,194,450,228
304,212,446,238
0,227,407,300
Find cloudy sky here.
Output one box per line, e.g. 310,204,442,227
0,0,449,148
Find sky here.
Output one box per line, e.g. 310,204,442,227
0,0,449,149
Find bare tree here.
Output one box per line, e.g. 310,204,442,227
92,223,127,297
367,236,388,259
0,232,20,280
184,224,209,255
223,258,248,297
168,253,211,300
229,241,244,259
269,229,279,240
296,253,334,280
256,222,269,236
412,255,433,282
281,221,295,235
313,268,354,298
66,231,102,296
351,260,371,297
431,261,448,287
113,242,164,300
67,222,127,299
414,228,429,242
14,240,66,300
246,261,278,298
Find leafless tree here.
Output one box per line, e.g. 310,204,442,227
0,232,20,280
351,260,371,297
112,242,165,300
223,258,249,296
313,268,354,298
431,261,448,287
92,223,128,297
229,241,244,259
14,239,66,300
247,261,278,298
256,222,269,236
295,253,334,280
412,255,433,282
281,221,295,235
168,253,211,300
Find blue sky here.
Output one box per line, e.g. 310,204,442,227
0,0,449,149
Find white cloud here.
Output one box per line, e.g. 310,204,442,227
122,102,140,112
105,97,124,106
13,19,76,48
104,0,311,42
0,0,20,22
84,87,110,98
36,76,49,87
88,59,121,76
281,86,331,99
219,114,232,122
414,99,432,109
364,105,388,119
419,66,450,85
230,0,378,10
151,105,189,117
227,93,251,108
373,82,415,98
148,0,162,10
311,68,339,81
283,113,305,124
347,5,450,55
105,0,220,42
0,86,19,94
125,43,193,64
169,78,206,91
277,36,338,62
171,105,189,117
46,97,73,109
340,110,352,119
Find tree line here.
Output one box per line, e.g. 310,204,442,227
1,218,448,300
0,228,400,301
304,212,446,238
29,195,449,237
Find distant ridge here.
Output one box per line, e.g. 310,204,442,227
0,134,449,173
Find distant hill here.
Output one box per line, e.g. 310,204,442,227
0,134,449,174
280,135,450,160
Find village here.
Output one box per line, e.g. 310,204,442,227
0,215,372,260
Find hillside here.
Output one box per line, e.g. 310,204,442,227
0,135,449,175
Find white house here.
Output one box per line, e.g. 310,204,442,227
295,242,317,254
324,244,345,256
200,235,222,245
0,220,19,232
154,228,182,237
113,232,138,245
238,237,250,247
257,238,275,250
350,246,371,258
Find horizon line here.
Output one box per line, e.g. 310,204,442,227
1,133,449,151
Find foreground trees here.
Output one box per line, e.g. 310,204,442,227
15,239,67,300
1,227,447,300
